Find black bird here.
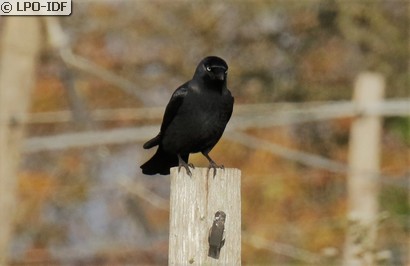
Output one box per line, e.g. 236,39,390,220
208,211,226,259
140,56,234,176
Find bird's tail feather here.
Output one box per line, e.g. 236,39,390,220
143,134,160,149
208,246,221,259
140,147,189,175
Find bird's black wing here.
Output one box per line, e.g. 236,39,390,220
226,95,234,122
143,85,188,149
160,85,189,133
223,89,234,124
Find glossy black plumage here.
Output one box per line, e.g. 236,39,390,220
140,56,234,176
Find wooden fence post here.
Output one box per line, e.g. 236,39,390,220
169,167,241,265
343,72,385,266
0,17,42,265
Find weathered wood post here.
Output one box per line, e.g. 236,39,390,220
169,167,241,265
343,72,385,266
0,17,42,265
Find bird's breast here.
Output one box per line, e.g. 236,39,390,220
161,90,232,154
187,93,227,126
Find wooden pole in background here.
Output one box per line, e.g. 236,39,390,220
0,17,42,265
343,72,385,266
169,167,241,265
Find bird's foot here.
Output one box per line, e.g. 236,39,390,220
178,161,195,177
207,161,224,178
177,154,194,177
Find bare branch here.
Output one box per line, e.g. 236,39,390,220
26,99,410,125
244,233,322,264
43,17,145,100
24,126,158,153
119,180,169,210
226,131,347,173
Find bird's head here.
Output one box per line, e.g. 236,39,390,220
214,211,226,223
194,56,228,85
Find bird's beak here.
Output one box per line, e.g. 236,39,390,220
215,71,225,81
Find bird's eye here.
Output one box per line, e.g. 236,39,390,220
206,66,212,72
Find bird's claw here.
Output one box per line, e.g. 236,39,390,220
207,162,224,178
178,162,195,177
177,154,195,177
178,164,192,177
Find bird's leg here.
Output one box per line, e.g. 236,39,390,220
202,152,224,178
177,154,193,177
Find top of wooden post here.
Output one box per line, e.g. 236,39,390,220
169,167,241,265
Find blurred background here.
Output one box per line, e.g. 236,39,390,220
0,0,409,265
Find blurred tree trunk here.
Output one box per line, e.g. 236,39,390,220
0,18,42,264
